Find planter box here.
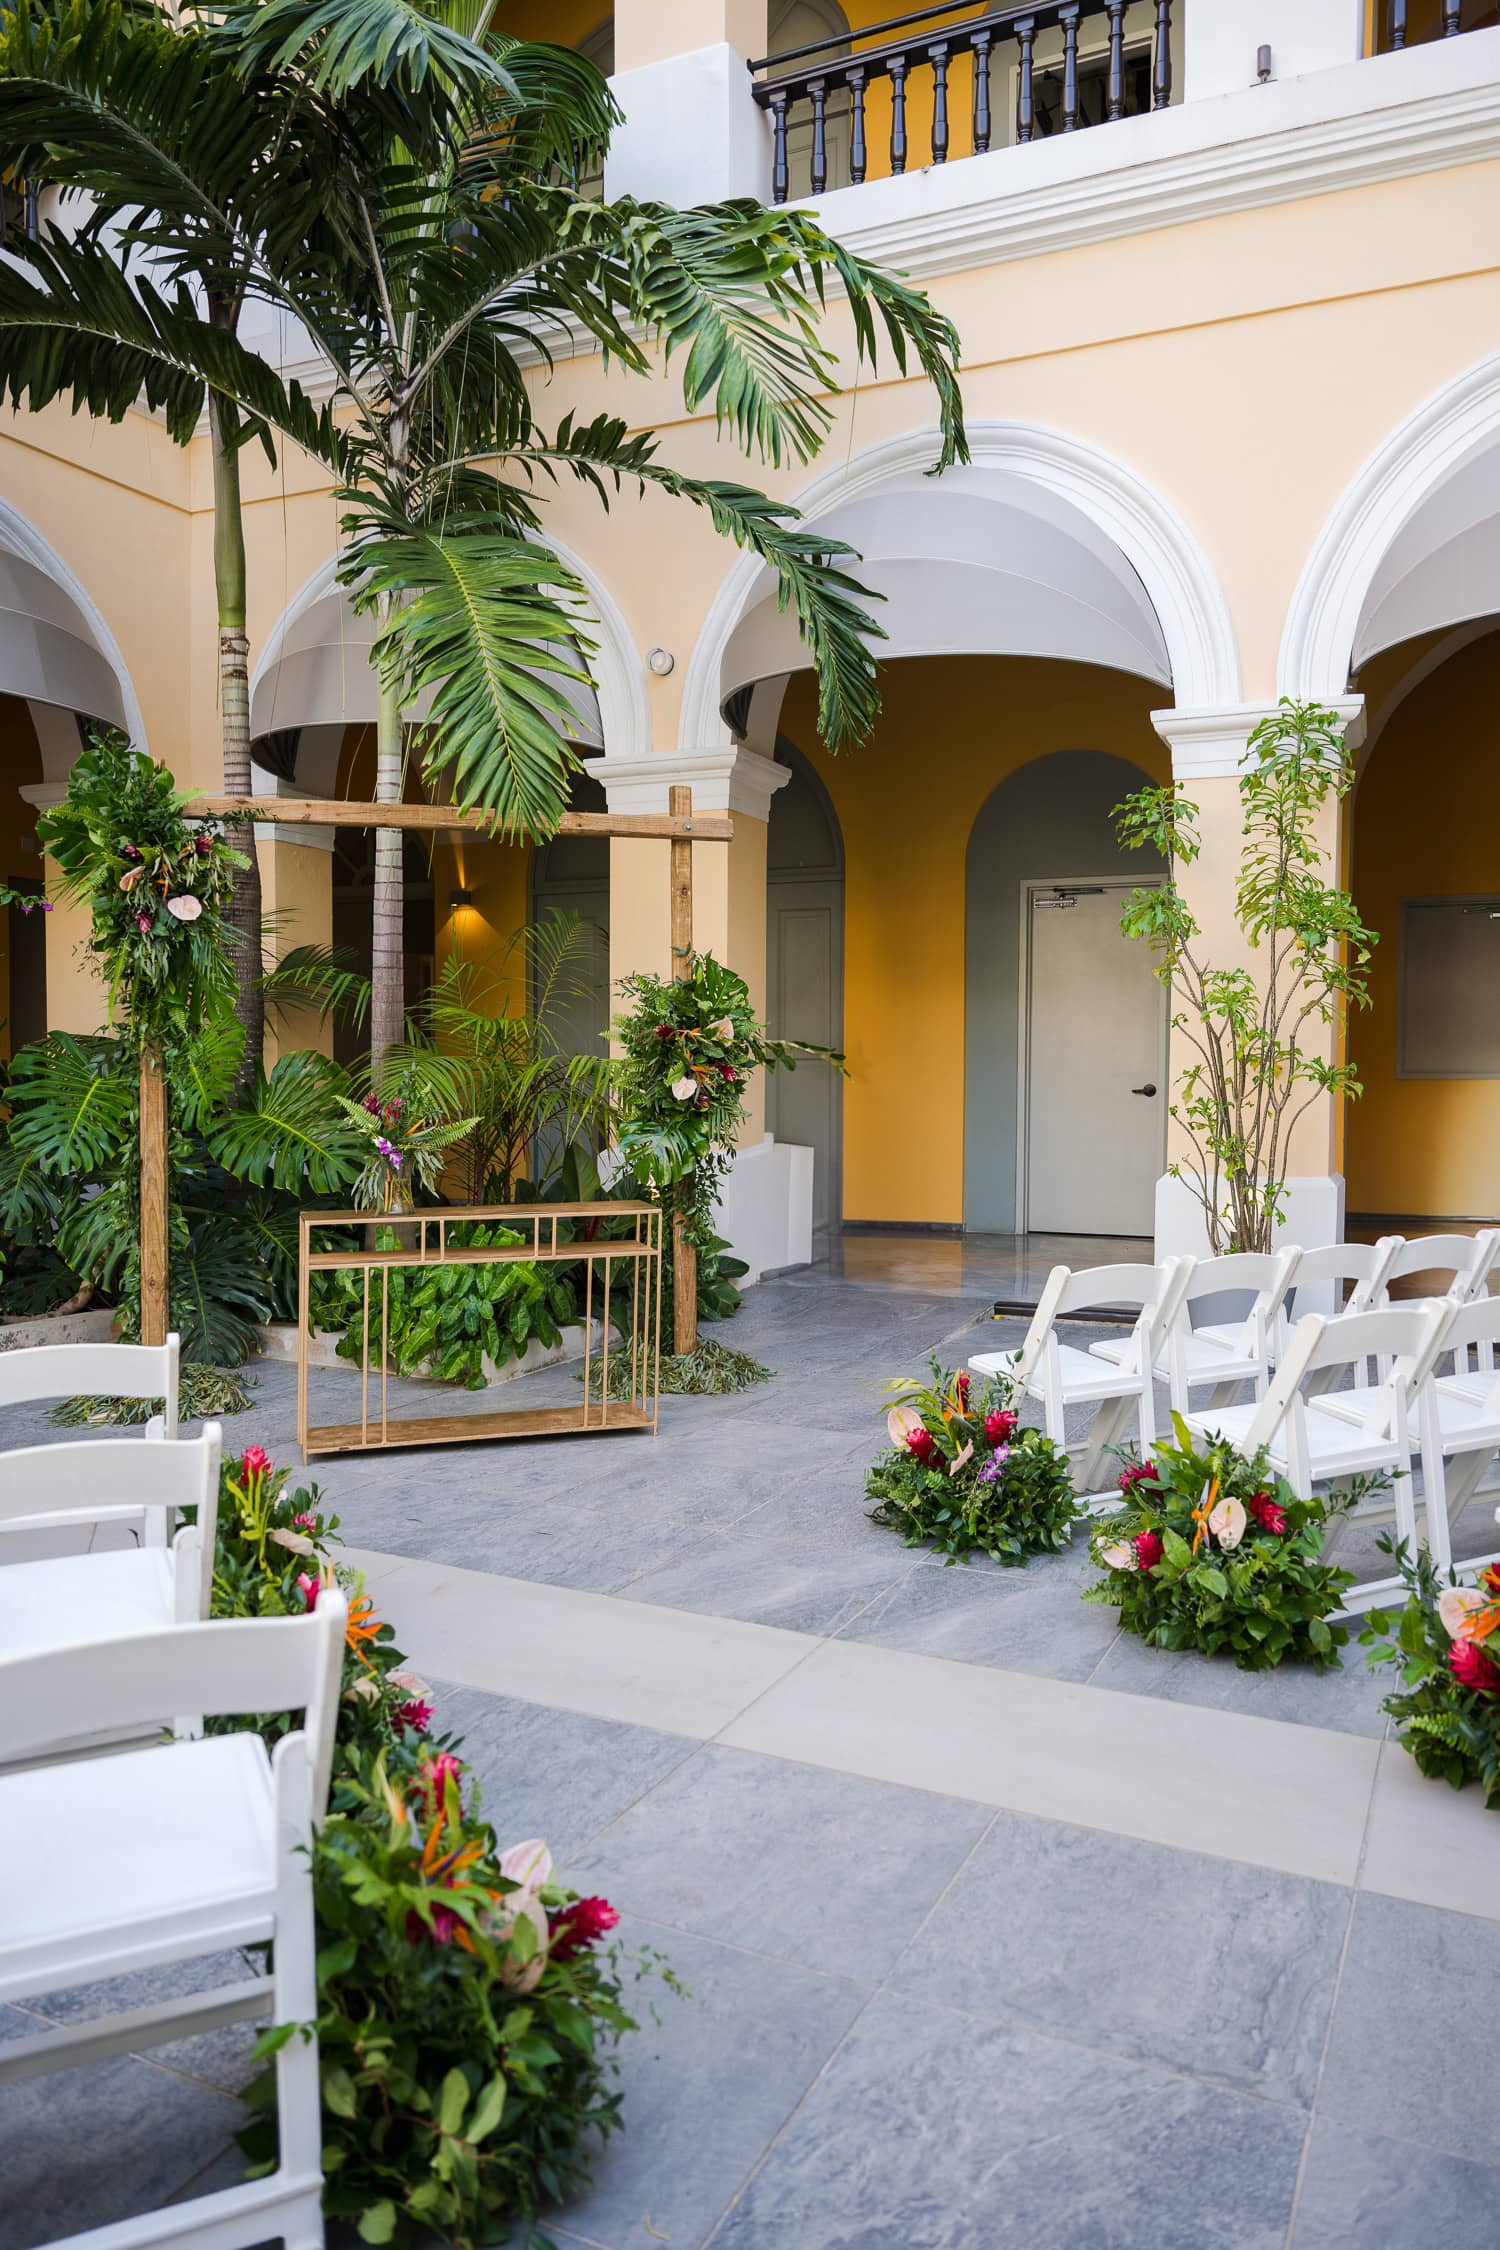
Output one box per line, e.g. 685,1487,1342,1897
259,1319,598,1387
0,1307,117,1354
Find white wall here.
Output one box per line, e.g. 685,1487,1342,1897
1185,0,1366,102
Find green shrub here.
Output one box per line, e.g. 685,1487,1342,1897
1083,1417,1360,1669
310,1221,581,1390
866,1357,1078,1565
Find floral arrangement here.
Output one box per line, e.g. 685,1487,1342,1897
613,954,830,1252
865,1356,1077,1565
333,1086,476,1215
213,1445,658,2243
1083,1417,1359,1669
1362,1541,1500,1809
33,730,245,1045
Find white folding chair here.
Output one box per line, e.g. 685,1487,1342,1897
1185,1304,1450,1611
1375,1230,1500,1313
0,1425,222,1665
1090,1249,1299,1416
0,1332,181,1438
1400,1294,1500,1578
969,1259,1190,1502
0,1592,346,2250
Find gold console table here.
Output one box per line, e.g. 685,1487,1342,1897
296,1201,662,1460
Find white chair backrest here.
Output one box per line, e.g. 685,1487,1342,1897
1015,1261,1185,1384
1432,1295,1500,1409
1246,1304,1445,1481
0,1590,347,1812
0,1333,181,1436
1284,1237,1400,1317
1382,1231,1500,1299
0,1424,221,1605
1178,1248,1300,1347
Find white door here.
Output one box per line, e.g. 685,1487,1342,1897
1023,883,1165,1236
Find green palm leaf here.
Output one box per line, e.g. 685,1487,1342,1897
207,1049,366,1196
6,1033,135,1175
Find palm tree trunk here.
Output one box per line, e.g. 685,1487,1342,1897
370,656,405,1079
208,389,263,1090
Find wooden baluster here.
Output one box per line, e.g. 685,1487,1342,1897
809,76,828,194
929,41,951,164
1443,0,1461,32
972,30,993,154
769,89,790,203
1105,0,1127,119
1390,0,1407,48
889,53,909,174
1016,19,1036,144
1153,0,1173,109
1061,5,1081,131
848,64,868,183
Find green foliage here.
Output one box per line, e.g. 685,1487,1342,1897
1084,1417,1360,1669
49,1363,256,1428
207,1049,369,1196
866,1357,1078,1566
1362,1541,1500,1809
311,1221,580,1390
1114,700,1377,1254
613,954,830,1253
210,1439,657,2245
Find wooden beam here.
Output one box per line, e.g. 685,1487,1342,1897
138,1042,169,1350
669,783,698,1359
184,796,734,841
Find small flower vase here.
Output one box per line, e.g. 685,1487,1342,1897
378,1168,411,1218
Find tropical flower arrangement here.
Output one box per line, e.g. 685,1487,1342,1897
1083,1417,1360,1669
865,1356,1077,1565
1362,1541,1500,1809
333,1086,477,1216
34,729,245,1041
213,1445,660,2244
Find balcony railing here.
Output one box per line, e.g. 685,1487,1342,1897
1385,3,1470,46
751,1,1175,203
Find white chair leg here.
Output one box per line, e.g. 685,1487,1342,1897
272,1744,325,2248
1416,1390,1453,1575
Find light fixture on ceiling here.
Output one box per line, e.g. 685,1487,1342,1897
646,647,675,676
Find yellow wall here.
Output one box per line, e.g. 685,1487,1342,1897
780,654,1169,1225
1348,631,1500,1220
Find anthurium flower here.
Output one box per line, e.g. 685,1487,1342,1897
119,863,148,893
1437,1586,1488,1641
670,1075,697,1100
165,894,202,921
1100,1539,1137,1571
269,1526,315,1556
886,1404,924,1447
498,1837,553,1901
710,1016,735,1039
948,1440,974,1478
1208,1494,1247,1550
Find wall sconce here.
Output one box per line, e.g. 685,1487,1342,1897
646,647,675,676
449,887,474,911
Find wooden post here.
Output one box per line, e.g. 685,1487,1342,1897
669,785,697,1359
138,1038,170,1349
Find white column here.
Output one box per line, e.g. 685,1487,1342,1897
606,1,772,205
1147,696,1365,1261
1184,1,1367,103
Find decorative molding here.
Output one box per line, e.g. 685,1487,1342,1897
18,781,69,810
596,747,792,821
1279,349,1500,700
1153,695,1364,780
683,421,1241,747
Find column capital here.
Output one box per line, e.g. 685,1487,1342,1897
254,821,336,853
1152,696,1365,781
17,781,70,811
596,746,791,822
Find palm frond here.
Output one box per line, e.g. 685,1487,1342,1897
206,1049,366,1196
262,943,372,1033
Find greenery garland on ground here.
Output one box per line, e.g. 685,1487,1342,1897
866,1357,1077,1565
1084,1418,1359,1670
1362,1540,1500,1808
212,1443,666,2246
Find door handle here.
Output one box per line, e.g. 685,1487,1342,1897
1131,1083,1158,1097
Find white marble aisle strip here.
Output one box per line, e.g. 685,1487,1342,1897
345,1547,1500,1920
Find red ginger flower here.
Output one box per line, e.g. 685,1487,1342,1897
242,1443,271,1478
419,1752,464,1810
984,1409,1018,1445
956,1373,970,1407
1449,1639,1500,1696
394,1698,434,1737
1119,1461,1157,1494
1248,1492,1287,1536
547,1895,619,1960
906,1425,938,1465
1134,1531,1164,1571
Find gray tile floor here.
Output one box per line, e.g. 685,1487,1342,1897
4,1259,1497,2247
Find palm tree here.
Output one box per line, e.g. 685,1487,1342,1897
0,0,967,1074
